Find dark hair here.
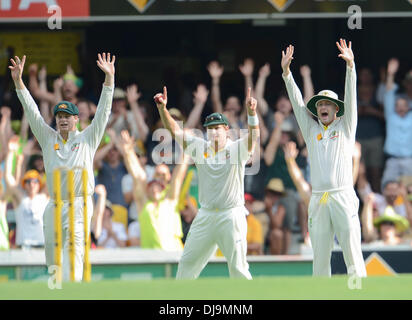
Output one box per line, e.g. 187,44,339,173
382,180,399,191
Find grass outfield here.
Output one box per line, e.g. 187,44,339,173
1,275,412,300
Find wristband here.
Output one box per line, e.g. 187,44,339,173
248,114,259,126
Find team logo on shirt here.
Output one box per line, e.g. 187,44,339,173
329,131,339,140
71,143,80,152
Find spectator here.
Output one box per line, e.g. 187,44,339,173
356,71,385,192
381,58,412,188
121,147,155,222
358,163,412,226
362,192,410,245
0,168,9,251
245,193,264,255
94,129,129,208
263,178,287,255
92,184,127,249
5,137,48,249
207,60,245,134
264,111,304,253
127,219,140,247
107,85,149,144
118,130,189,251
180,195,198,244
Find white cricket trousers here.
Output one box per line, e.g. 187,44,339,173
43,196,93,282
308,188,366,277
176,206,252,280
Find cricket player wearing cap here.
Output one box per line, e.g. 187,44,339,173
154,86,259,279
281,39,366,277
9,53,115,281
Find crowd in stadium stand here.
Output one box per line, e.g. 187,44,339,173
0,53,411,255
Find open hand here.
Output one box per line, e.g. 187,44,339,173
96,52,115,76
336,39,354,67
281,45,294,75
207,61,224,80
9,55,26,82
239,58,254,77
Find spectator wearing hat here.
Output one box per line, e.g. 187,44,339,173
381,58,412,189
5,138,48,248
244,193,264,255
10,52,115,281
362,192,411,246
263,178,287,255
281,40,366,277
92,184,127,249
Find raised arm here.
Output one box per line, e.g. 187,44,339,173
154,86,186,148
126,84,149,142
336,39,357,137
263,111,284,166
83,52,115,151
93,129,116,170
117,130,147,210
239,58,255,100
383,58,399,119
255,63,271,116
281,45,314,139
300,65,315,104
167,152,190,201
245,87,260,154
27,63,56,104
207,61,224,114
283,141,311,208
361,193,377,243
91,184,107,241
10,55,54,147
186,84,209,129
4,136,23,205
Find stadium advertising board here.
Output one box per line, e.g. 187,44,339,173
1,0,412,21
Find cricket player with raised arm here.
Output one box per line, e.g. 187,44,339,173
9,53,115,281
154,86,259,279
281,39,366,277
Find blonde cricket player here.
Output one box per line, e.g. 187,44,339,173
154,86,259,279
9,53,115,281
281,39,366,277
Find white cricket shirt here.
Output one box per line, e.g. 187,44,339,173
282,65,357,193
184,135,251,211
16,85,114,200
